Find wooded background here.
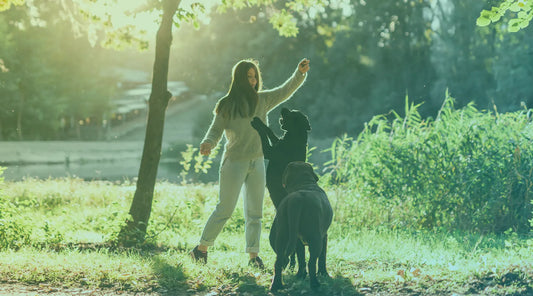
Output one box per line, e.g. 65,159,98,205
1,1,531,141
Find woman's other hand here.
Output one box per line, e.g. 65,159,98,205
200,142,213,156
298,58,310,74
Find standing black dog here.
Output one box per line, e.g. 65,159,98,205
250,107,311,208
269,161,333,291
251,107,311,272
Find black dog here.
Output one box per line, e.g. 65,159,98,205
269,161,333,291
250,107,311,208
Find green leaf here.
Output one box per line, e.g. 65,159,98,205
508,18,523,32
476,16,492,27
509,2,522,12
480,9,493,18
269,9,299,37
490,11,503,22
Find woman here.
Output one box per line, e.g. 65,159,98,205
190,58,310,268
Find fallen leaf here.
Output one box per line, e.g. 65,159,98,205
411,268,421,277
397,269,406,279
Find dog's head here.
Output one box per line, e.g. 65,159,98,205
279,108,311,133
282,161,319,192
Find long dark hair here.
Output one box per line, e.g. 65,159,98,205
215,59,263,118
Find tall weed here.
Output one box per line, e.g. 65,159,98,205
323,93,533,233
0,167,31,249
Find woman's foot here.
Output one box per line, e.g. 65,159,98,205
248,256,265,269
190,245,208,264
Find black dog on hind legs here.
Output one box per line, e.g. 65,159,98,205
250,107,311,208
269,161,333,291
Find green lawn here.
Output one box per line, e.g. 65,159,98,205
0,178,532,295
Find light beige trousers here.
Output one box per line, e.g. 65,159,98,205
199,157,266,253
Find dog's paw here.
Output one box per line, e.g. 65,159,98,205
270,281,284,291
250,117,263,130
318,269,331,278
288,261,296,271
296,269,307,279
310,279,321,290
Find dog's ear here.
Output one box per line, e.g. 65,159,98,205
305,163,319,181
282,161,301,188
300,114,311,131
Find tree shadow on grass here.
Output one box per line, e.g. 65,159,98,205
213,271,270,295
53,243,361,295
267,272,361,296
193,269,360,296
150,255,194,295
54,243,193,295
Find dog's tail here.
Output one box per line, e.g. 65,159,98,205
285,197,302,258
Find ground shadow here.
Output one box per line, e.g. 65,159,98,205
266,272,361,296
150,255,193,295
44,243,362,295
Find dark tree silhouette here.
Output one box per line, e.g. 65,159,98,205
120,0,180,243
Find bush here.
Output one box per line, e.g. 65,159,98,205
0,167,31,249
323,93,533,233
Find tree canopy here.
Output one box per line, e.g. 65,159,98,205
477,0,533,32
0,0,24,12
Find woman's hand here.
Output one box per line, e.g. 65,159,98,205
200,142,213,156
298,58,310,74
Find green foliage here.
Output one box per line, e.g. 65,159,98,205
39,221,64,247
4,177,134,245
477,0,533,32
285,0,435,137
268,9,299,37
0,3,119,140
175,2,206,29
217,0,338,37
178,143,220,185
323,93,533,233
0,0,24,12
0,167,31,249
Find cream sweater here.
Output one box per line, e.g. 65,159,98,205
202,68,307,161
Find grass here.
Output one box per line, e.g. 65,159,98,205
0,178,532,295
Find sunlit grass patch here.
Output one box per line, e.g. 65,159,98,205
0,171,532,294
0,247,159,291
328,230,533,295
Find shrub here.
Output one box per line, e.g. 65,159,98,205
0,167,31,249
323,93,533,233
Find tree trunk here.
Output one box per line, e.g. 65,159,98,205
120,0,180,244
